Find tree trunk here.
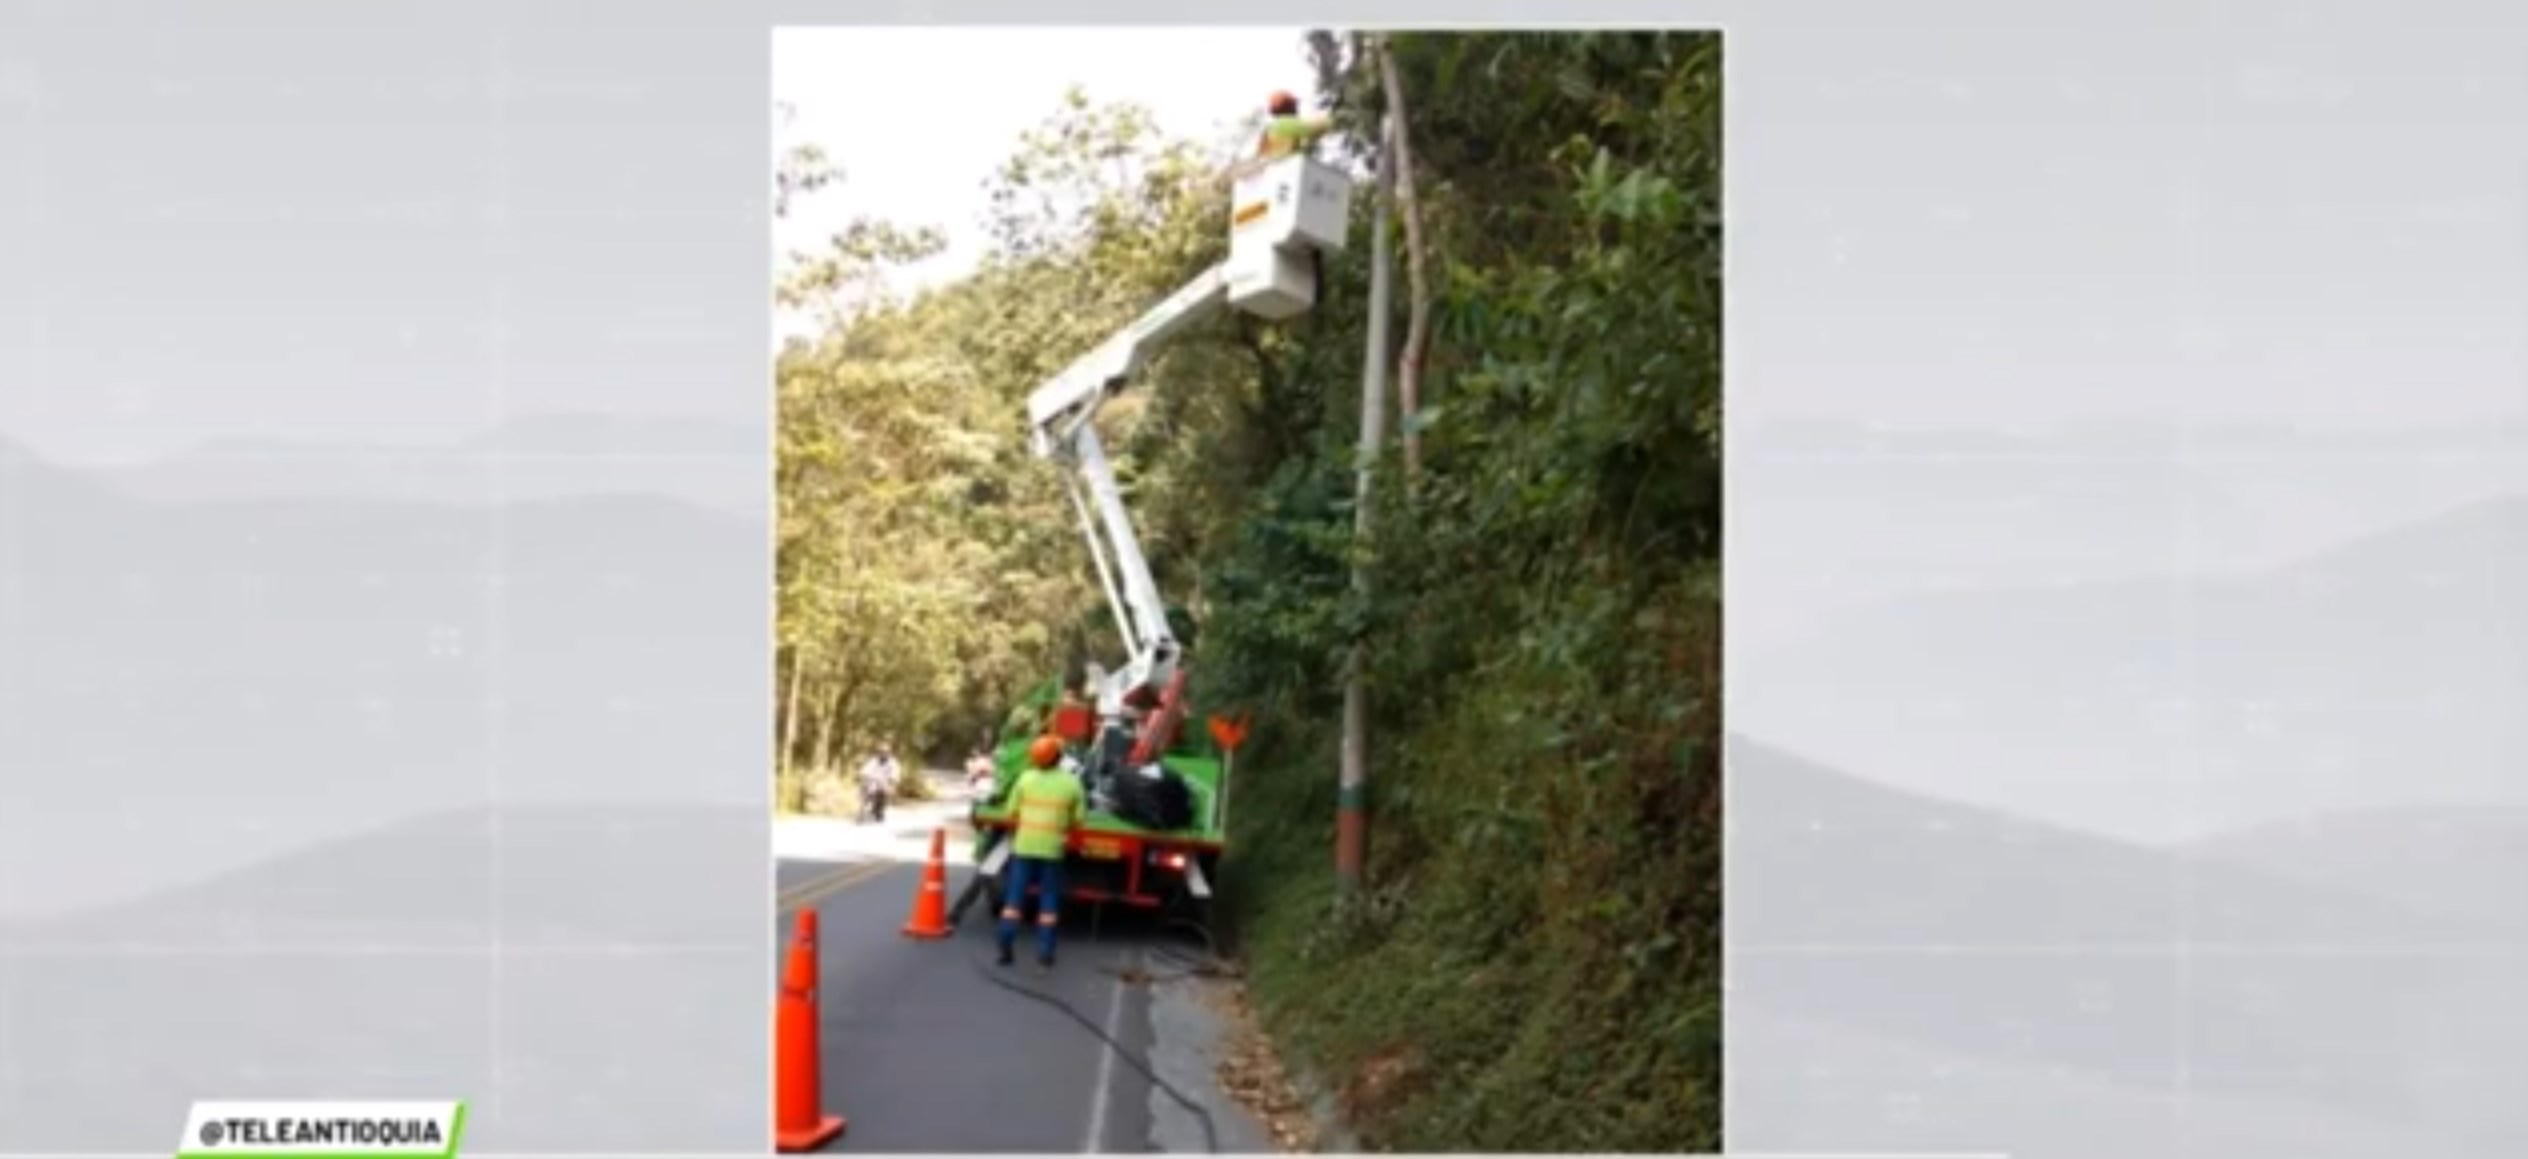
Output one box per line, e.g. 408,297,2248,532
811,678,842,776
813,669,863,776
1375,39,1435,486
778,647,807,778
1336,85,1397,903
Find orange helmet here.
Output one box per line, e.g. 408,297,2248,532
1267,90,1299,116
1027,735,1064,769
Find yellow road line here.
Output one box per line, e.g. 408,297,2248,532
777,859,896,911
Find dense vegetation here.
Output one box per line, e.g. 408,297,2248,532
775,30,1719,1151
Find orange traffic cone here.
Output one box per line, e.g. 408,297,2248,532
901,827,953,939
774,909,846,1153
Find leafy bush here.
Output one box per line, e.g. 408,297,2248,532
893,766,939,802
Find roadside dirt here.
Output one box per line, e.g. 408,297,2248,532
1200,975,1323,1151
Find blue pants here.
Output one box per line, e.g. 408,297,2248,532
997,855,1064,960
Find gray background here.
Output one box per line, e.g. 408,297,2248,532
1728,1,2528,1158
0,2,772,1154
2,0,2523,1157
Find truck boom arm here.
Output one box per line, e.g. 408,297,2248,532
1025,265,1229,454
1022,154,1355,726
1026,265,1231,713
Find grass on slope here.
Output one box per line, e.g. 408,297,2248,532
1215,574,1719,1152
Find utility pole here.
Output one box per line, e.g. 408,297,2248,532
1337,106,1394,901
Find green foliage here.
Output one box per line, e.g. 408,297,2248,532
773,90,1238,786
1196,30,1721,1153
893,765,940,803
774,29,1719,1150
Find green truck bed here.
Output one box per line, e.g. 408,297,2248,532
952,679,1230,919
970,737,1225,842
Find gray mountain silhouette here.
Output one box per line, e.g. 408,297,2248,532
1794,493,2526,687
1732,737,2526,1155
0,436,771,1152
1741,416,2528,459
2179,805,2528,933
0,804,765,950
1736,493,2528,839
97,412,764,516
0,806,768,1152
4,494,765,801
1,436,767,876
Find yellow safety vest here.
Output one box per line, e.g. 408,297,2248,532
1258,115,1329,160
1010,768,1084,860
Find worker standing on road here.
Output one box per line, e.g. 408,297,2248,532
1257,90,1333,161
997,735,1085,970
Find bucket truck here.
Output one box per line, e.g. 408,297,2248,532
952,153,1355,926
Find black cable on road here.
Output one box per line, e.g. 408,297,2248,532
1135,917,1243,983
964,945,1226,1155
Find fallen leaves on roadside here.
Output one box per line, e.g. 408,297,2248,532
1209,979,1321,1152
1340,1043,1425,1126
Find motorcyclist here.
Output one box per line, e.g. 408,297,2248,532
856,742,900,824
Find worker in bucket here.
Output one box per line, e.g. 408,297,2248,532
997,735,1086,970
1257,90,1332,160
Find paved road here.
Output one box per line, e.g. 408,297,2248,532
776,780,1247,1154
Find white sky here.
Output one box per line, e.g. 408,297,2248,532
772,26,1321,338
